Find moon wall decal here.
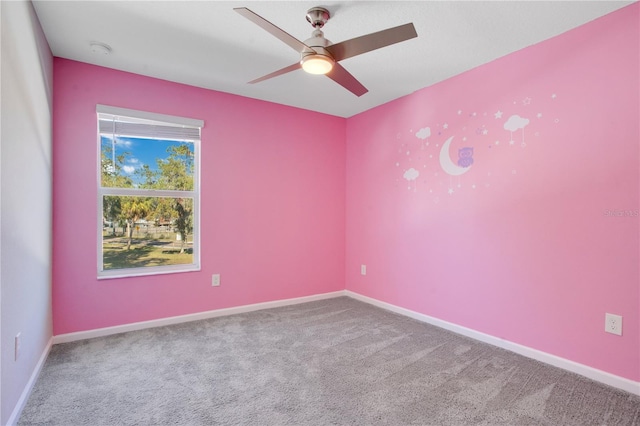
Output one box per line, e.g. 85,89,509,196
439,136,471,176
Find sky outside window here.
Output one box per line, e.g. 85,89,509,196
101,136,194,188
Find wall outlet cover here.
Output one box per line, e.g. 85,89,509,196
15,332,21,361
212,274,221,287
605,313,622,336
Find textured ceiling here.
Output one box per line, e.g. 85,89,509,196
33,1,632,117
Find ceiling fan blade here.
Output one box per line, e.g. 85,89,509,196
326,63,368,97
326,23,417,62
234,7,313,54
248,62,302,84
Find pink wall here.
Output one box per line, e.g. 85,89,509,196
52,59,345,335
346,4,639,381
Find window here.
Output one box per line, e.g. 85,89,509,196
97,105,203,278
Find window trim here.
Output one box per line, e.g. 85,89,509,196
96,104,203,279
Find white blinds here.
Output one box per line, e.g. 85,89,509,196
97,104,203,141
98,120,201,141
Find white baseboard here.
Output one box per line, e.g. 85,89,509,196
6,337,53,426
345,290,640,396
53,290,347,345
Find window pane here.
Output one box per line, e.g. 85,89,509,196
102,196,194,270
100,136,194,191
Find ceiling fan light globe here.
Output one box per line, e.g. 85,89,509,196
300,54,334,75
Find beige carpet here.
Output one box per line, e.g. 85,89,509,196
19,297,640,425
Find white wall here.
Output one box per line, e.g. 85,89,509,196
1,1,54,424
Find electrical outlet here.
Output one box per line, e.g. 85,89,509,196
605,313,622,336
212,274,220,287
361,265,366,276
15,333,21,361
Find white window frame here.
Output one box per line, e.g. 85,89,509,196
97,104,203,279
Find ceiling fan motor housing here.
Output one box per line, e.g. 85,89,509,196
303,29,332,54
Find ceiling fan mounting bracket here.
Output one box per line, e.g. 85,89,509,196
306,7,330,29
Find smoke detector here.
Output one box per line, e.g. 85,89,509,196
90,42,112,55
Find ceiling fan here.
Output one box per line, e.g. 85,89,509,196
234,6,418,97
